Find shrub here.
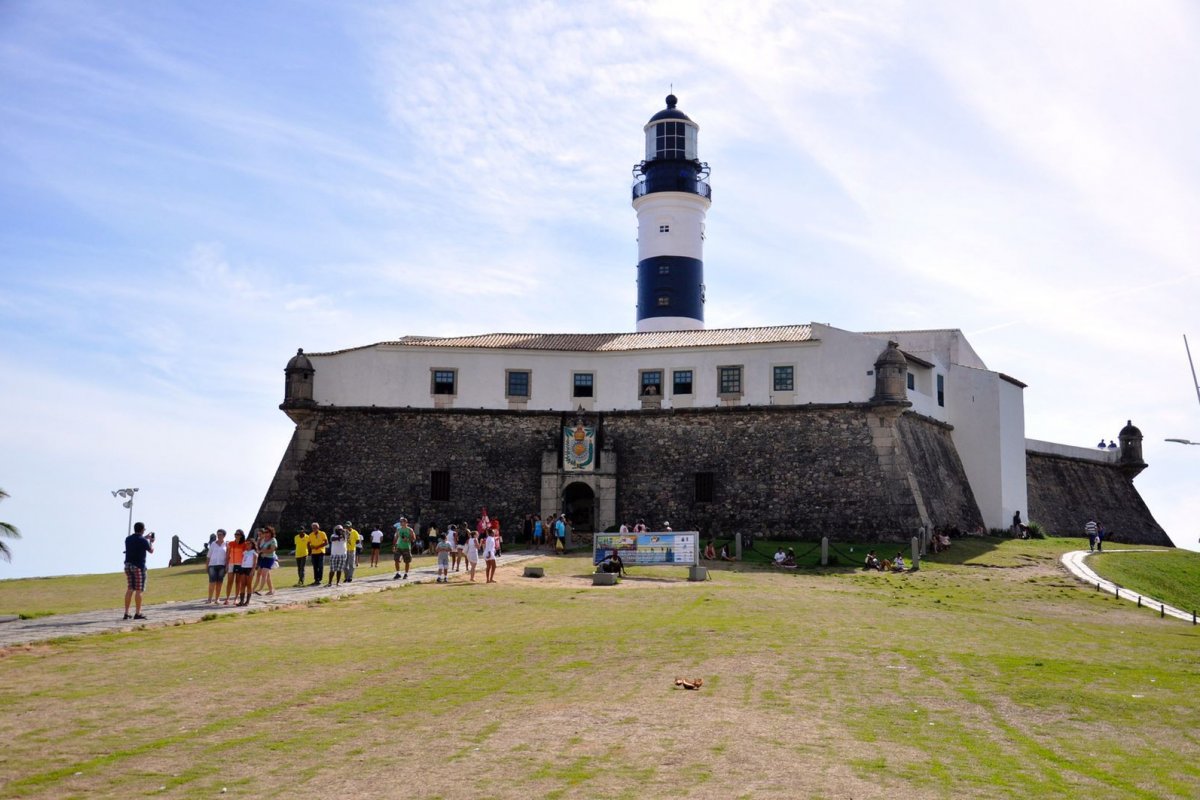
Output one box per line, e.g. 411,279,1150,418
1027,521,1047,539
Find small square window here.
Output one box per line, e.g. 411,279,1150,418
640,370,662,397
573,372,594,398
431,470,450,502
431,369,456,395
695,472,715,503
658,264,670,275
658,224,670,233
656,295,671,307
506,370,530,398
773,366,794,392
673,370,693,395
718,366,742,396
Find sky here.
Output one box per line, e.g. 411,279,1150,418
1,0,1197,579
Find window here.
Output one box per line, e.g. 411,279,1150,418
773,365,794,392
694,472,715,503
937,374,945,407
673,370,693,395
506,370,530,399
658,224,670,233
718,366,743,396
431,369,456,395
907,372,915,391
655,121,686,159
573,372,594,398
640,370,662,397
430,470,450,502
656,295,671,307
658,263,670,275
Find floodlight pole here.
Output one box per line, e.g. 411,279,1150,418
112,487,139,537
1185,334,1200,411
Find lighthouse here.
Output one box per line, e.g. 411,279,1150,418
632,94,711,332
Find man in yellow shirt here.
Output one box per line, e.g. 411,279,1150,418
293,528,310,587
343,520,361,582
307,522,328,586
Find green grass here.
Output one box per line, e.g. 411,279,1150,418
1088,548,1200,613
0,541,1197,798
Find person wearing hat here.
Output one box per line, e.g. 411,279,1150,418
343,520,360,582
326,526,347,587
393,517,415,580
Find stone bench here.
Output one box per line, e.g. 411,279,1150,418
592,572,619,586
523,566,545,578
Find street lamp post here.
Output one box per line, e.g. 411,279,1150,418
111,488,140,536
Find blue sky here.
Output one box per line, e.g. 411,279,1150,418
2,0,1197,579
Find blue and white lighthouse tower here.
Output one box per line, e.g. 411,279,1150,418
632,94,711,332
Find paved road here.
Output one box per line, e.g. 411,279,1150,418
0,552,538,648
1061,548,1195,623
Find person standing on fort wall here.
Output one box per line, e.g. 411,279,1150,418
307,523,328,586
294,527,309,586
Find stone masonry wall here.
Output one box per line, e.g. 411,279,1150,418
1026,451,1171,546
259,405,983,545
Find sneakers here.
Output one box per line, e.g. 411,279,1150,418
122,613,132,620
133,614,147,620
403,573,408,580
310,581,322,586
394,572,401,580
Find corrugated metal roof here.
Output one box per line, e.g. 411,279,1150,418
312,325,815,356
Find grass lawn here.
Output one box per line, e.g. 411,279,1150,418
1,540,1198,799
1087,548,1200,614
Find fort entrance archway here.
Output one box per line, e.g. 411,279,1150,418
563,482,595,532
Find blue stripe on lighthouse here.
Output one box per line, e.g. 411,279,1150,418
636,255,704,323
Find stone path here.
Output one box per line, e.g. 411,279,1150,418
0,552,538,648
1061,548,1196,623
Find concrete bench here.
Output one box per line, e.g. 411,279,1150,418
523,566,545,578
592,572,619,586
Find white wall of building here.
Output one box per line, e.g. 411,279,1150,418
997,378,1028,529
634,192,709,261
305,325,952,421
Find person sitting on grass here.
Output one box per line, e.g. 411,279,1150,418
719,544,736,562
781,548,797,568
864,550,882,571
773,547,786,566
704,541,717,560
891,552,907,572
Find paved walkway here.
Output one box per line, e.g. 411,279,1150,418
0,552,539,648
1061,549,1196,623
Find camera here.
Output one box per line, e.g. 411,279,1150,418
146,532,156,542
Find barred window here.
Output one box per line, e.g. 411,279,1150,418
431,470,450,502
773,366,794,392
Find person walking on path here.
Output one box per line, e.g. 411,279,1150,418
554,515,567,554
393,518,415,580
293,527,309,586
1095,523,1105,552
235,539,258,606
532,516,544,550
446,524,461,572
1085,518,1099,552
326,527,348,587
222,530,247,605
308,523,328,586
369,525,383,567
483,528,498,583
206,529,228,604
435,533,452,583
253,527,278,596
123,521,154,620
465,530,480,582
344,521,360,582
